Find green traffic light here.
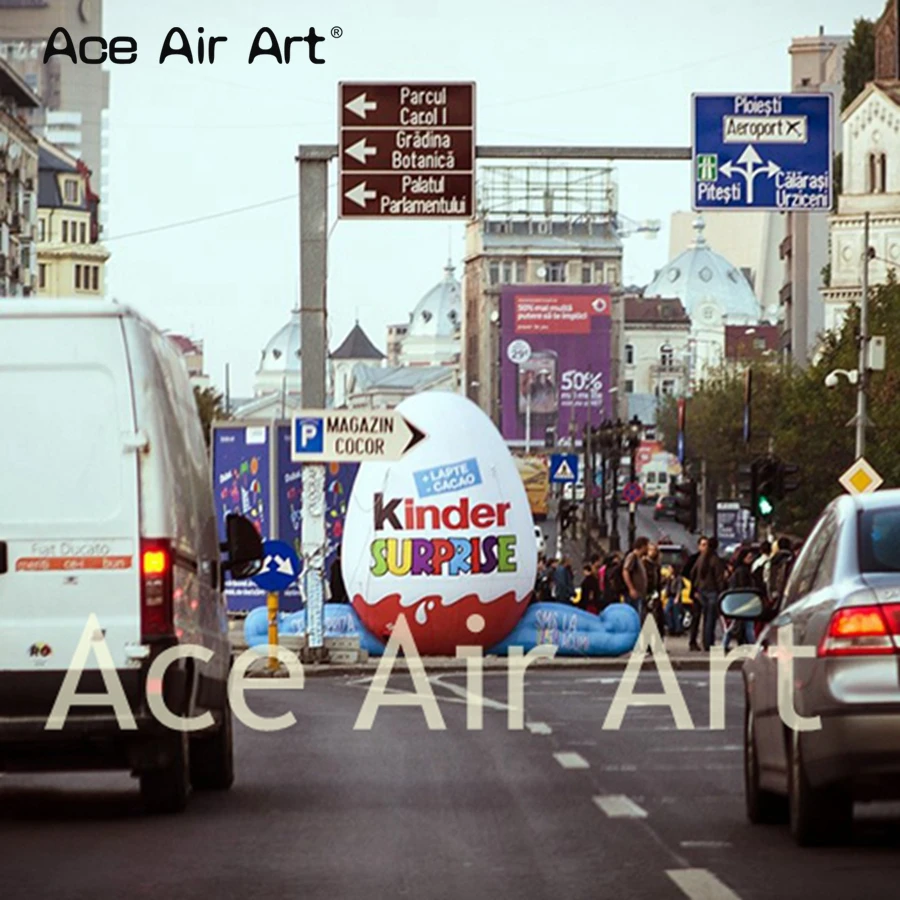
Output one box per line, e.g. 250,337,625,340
758,495,774,517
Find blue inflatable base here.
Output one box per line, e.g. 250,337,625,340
244,601,640,658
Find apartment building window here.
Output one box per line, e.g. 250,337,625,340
80,222,86,244
488,259,527,286
581,263,592,283
624,379,634,394
91,266,99,291
660,343,674,367
38,218,45,242
661,379,675,396
64,179,78,203
62,220,68,242
594,262,605,283
38,263,45,288
543,260,566,282
607,263,619,284
625,343,635,366
75,264,82,289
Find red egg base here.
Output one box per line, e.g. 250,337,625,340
352,589,529,656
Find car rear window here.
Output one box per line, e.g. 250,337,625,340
858,508,900,573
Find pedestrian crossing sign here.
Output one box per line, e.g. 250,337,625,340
549,453,578,483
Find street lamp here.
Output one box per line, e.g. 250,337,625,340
824,368,859,388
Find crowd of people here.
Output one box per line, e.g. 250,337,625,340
533,532,800,651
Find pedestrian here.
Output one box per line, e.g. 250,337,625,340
622,536,650,619
645,543,665,634
723,546,756,650
664,564,688,636
554,556,575,604
689,536,727,651
329,546,348,603
600,552,623,608
579,563,601,614
685,536,707,651
543,557,559,602
751,540,772,603
767,537,796,610
533,557,547,604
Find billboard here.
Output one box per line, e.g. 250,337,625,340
212,425,270,610
500,286,613,443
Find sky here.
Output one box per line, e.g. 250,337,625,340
100,0,881,397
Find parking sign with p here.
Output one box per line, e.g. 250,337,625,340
293,416,324,456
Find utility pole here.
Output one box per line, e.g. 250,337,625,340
700,458,708,536
856,211,871,460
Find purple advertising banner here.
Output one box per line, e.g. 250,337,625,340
500,285,613,442
212,425,270,611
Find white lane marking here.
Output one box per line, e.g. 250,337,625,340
652,745,741,752
428,674,513,711
680,841,733,849
526,721,552,735
667,868,743,900
593,795,648,818
553,751,590,769
599,764,637,772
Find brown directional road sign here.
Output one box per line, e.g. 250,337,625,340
338,81,475,219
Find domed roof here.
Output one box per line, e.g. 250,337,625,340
258,308,301,373
645,218,760,325
407,262,461,339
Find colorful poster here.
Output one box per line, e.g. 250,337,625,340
213,426,270,611
500,286,613,442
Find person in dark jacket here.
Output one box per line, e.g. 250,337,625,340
767,537,795,609
329,547,348,603
685,536,706,651
554,557,575,604
723,546,756,650
690,536,727,651
579,563,601,614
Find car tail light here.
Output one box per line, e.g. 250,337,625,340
818,602,900,657
141,539,174,640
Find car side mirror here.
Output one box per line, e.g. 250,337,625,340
719,588,765,620
221,513,264,581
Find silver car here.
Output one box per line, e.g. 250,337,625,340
721,490,900,846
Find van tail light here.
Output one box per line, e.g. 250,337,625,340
141,539,174,640
818,602,900,657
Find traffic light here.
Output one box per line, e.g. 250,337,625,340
738,461,756,508
674,479,698,532
775,461,801,499
754,456,779,521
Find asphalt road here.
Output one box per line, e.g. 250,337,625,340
2,670,899,900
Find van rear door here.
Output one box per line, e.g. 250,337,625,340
0,314,142,673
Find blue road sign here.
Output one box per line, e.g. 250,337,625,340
692,94,832,212
549,453,579,484
622,481,644,505
251,539,302,592
292,416,324,455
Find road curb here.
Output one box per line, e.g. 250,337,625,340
283,656,715,678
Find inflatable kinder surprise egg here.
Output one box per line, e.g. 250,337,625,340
342,392,536,656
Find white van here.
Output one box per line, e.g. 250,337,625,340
0,300,262,813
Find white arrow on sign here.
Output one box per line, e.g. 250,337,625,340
291,409,427,463
345,137,377,164
345,92,377,120
274,555,295,576
719,145,781,204
345,181,378,208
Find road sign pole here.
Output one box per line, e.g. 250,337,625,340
267,591,279,672
298,146,330,660
856,211,870,461
525,390,532,453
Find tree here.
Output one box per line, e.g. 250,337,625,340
841,18,875,112
194,385,229,447
658,279,900,537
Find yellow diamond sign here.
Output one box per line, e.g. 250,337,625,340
839,457,884,495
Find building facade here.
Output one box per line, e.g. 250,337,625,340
331,321,386,408
0,0,110,235
463,165,625,427
0,56,39,298
622,296,691,399
166,333,211,390
36,138,108,296
822,81,900,332
779,29,849,361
